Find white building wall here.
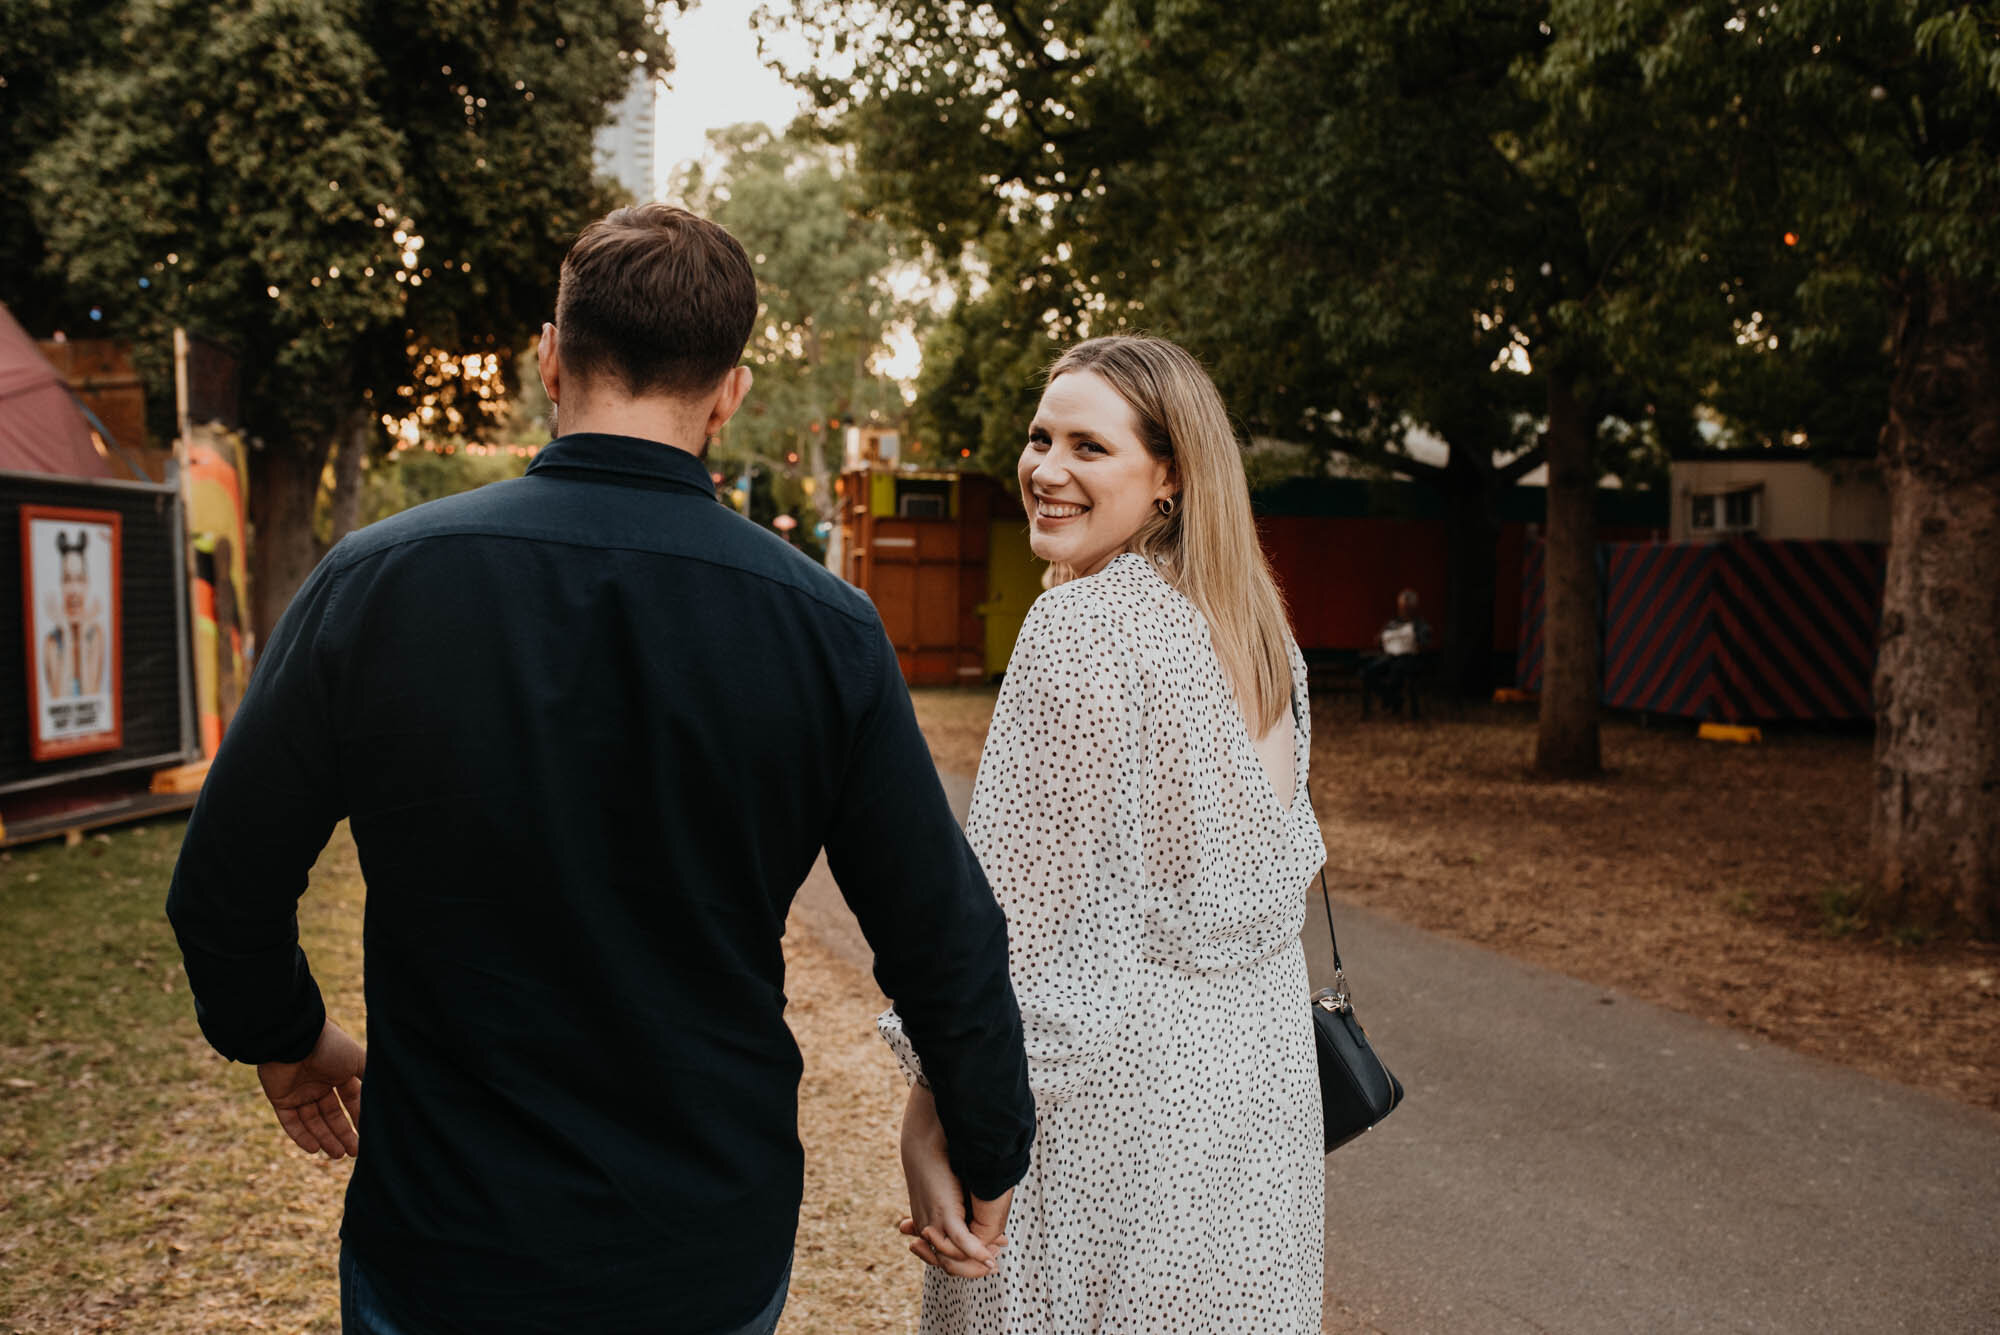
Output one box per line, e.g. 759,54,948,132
1670,459,1890,542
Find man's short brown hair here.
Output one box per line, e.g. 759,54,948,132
554,204,758,399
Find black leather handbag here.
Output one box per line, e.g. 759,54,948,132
1311,869,1404,1152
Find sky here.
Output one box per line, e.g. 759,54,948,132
650,4,925,385
655,4,811,188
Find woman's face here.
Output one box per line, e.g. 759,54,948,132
59,551,88,618
1018,370,1175,577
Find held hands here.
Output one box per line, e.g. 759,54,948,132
898,1083,1013,1278
256,1018,365,1159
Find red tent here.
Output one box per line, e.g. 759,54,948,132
0,303,119,479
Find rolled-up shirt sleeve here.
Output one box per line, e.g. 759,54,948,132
823,624,1035,1202
166,553,349,1064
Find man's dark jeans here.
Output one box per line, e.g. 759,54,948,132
339,1246,792,1335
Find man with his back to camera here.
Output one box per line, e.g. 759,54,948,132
166,204,1034,1334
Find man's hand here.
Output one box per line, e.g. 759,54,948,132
257,1018,365,1159
897,1083,1009,1278
967,1187,1013,1254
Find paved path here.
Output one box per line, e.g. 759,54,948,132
790,771,2000,1334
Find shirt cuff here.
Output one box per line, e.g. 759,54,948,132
193,977,327,1065
952,1141,1032,1203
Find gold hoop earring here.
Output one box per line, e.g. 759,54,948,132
1156,496,1177,518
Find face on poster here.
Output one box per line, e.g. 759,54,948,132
21,506,122,760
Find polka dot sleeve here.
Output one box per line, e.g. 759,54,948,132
964,593,1149,1109
877,1003,928,1086
887,556,1328,1333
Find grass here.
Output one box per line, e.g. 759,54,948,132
7,690,1997,1331
0,821,921,1334
1818,883,1868,939
0,818,359,1333
1718,889,1760,919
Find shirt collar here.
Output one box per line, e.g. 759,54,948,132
525,433,719,500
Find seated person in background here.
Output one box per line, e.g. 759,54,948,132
1361,587,1433,714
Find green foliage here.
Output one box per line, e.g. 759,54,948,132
774,1,1694,480
360,447,530,528
10,0,671,457
677,123,921,526
0,0,120,330
1532,1,2000,451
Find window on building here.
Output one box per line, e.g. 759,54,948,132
1690,485,1760,536
895,477,952,518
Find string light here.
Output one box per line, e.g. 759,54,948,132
383,346,507,445
387,437,540,459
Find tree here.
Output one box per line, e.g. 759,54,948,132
1536,1,2000,934
0,0,120,334
676,124,920,563
18,0,669,633
777,1,1706,768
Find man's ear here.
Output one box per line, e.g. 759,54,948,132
536,322,561,404
704,365,754,438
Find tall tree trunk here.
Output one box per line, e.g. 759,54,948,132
325,408,371,548
1441,440,1502,700
1534,370,1602,777
247,438,332,641
1869,273,2000,937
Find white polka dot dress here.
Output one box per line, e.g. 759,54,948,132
880,552,1328,1334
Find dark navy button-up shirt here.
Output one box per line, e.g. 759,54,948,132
166,432,1033,1333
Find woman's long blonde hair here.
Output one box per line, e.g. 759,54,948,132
1042,336,1294,734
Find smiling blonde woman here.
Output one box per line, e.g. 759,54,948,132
879,336,1328,1333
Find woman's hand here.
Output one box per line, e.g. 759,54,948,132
898,1083,1007,1278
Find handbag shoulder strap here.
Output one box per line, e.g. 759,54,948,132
1318,867,1352,1003
1319,867,1344,969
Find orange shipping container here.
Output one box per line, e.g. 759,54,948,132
838,467,1026,687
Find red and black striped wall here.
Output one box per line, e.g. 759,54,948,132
1518,538,1886,722
1516,538,1548,695
1602,542,1725,718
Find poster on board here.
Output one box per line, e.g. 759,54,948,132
20,505,123,761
